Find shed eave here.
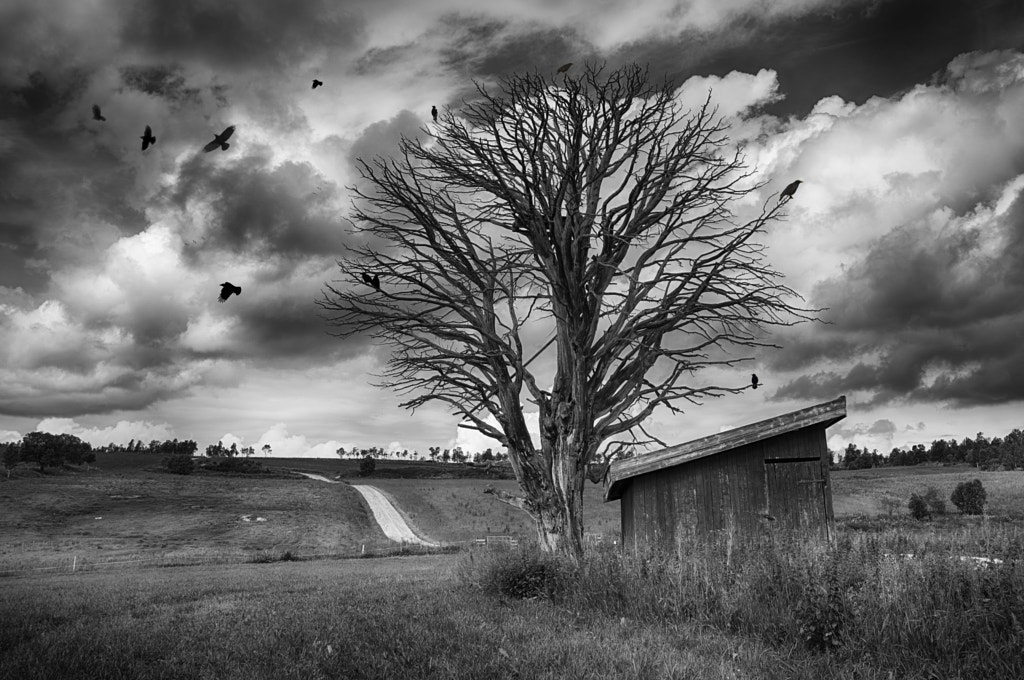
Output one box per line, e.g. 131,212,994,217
604,395,847,502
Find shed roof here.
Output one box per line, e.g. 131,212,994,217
604,396,846,501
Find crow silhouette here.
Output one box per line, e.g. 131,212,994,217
361,273,380,290
779,180,803,202
556,62,573,74
92,104,106,121
751,374,760,390
203,125,236,153
431,105,438,122
312,79,323,89
218,282,242,302
140,125,155,150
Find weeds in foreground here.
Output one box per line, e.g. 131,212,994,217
459,525,1024,679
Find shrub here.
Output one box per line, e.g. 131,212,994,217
951,479,987,515
359,455,376,477
201,457,266,474
908,493,930,520
463,544,576,601
164,453,194,475
923,486,946,516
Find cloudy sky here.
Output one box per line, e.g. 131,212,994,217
1,0,1023,458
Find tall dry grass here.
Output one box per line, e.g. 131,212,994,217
460,523,1024,679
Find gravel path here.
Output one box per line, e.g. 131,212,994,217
295,472,438,547
351,485,440,547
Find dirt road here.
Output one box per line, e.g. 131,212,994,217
351,485,440,546
295,472,438,547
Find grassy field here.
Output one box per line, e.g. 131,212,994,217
0,453,389,572
0,553,935,680
831,466,1024,518
0,453,618,573
3,457,1023,678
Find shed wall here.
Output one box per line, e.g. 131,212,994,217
620,425,834,550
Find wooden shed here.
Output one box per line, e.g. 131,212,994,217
605,396,846,550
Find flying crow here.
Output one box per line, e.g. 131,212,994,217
92,104,106,121
779,180,803,202
556,62,573,74
431,105,437,122
312,79,323,89
203,125,236,153
140,125,155,150
218,282,242,302
751,374,760,390
361,273,380,290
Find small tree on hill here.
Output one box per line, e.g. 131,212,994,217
908,493,930,520
951,479,986,515
19,432,93,472
922,486,945,516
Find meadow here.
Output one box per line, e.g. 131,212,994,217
2,456,1023,678
2,553,899,680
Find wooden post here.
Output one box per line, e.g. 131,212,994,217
72,555,77,572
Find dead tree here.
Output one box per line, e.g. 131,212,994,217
317,63,815,562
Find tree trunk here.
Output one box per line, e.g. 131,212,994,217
531,411,588,562
532,475,585,562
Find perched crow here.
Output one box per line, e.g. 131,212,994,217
92,104,106,121
361,273,380,290
431,105,437,122
140,125,156,150
779,180,803,202
218,282,242,302
751,374,760,390
556,62,573,74
203,125,236,153
312,79,323,89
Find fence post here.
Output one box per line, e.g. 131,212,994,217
361,544,365,555
72,555,77,572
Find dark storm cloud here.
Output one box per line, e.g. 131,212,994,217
0,69,148,294
626,0,1024,117
120,64,202,104
0,365,216,418
348,110,423,168
232,285,371,363
121,0,365,71
436,14,585,81
771,188,1024,407
171,151,349,256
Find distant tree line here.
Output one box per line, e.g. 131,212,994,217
203,442,257,457
836,428,1024,471
96,438,199,456
334,445,510,464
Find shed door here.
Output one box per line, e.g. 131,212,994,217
765,458,828,539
